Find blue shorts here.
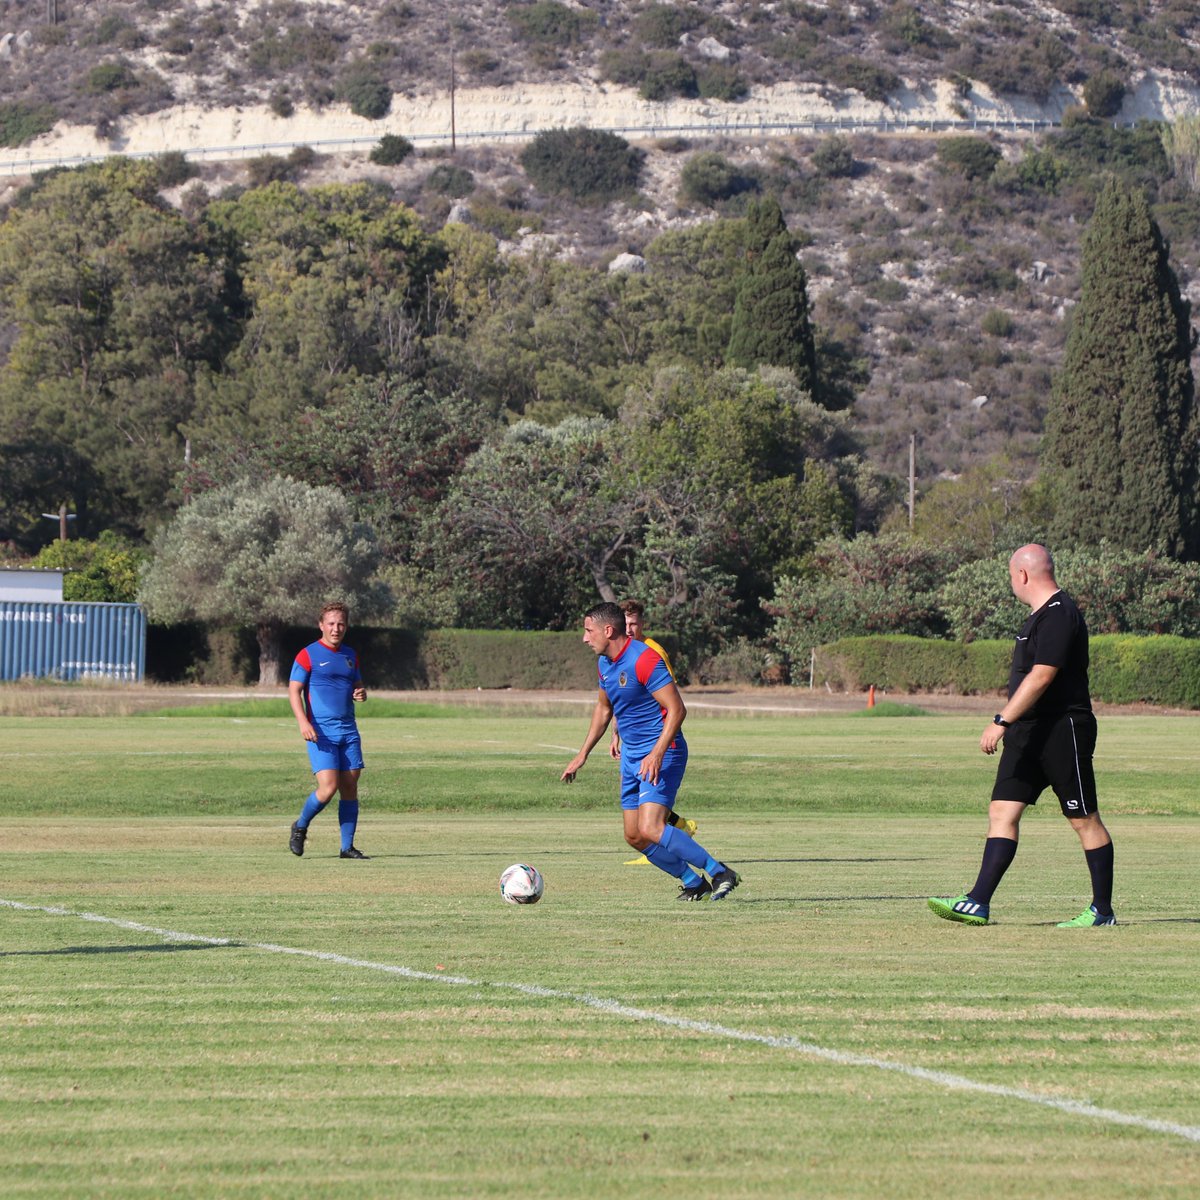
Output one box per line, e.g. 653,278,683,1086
619,744,688,810
306,733,364,774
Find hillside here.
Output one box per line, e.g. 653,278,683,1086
0,0,1199,484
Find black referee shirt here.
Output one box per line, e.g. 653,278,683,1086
1006,589,1093,718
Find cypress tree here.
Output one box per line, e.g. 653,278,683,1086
726,196,817,396
1043,179,1199,559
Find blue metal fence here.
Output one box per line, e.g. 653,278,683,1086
0,601,146,682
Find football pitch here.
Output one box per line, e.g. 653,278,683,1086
1,703,1198,1197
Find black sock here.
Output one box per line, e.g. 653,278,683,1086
1085,841,1115,915
969,837,1018,905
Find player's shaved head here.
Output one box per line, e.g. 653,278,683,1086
1010,543,1055,580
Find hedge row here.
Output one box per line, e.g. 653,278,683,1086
814,634,1200,709
147,625,1199,707
147,624,600,690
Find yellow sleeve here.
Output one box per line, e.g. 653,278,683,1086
644,637,676,682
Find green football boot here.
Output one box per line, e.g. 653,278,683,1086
928,893,990,925
1057,904,1116,927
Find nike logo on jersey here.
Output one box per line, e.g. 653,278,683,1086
1048,601,1061,607
319,661,331,666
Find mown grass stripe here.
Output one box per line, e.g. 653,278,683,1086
5,896,1198,1146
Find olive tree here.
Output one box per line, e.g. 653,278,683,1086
139,476,388,685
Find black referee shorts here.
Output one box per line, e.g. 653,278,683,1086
991,711,1099,817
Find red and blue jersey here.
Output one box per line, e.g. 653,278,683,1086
598,637,685,761
290,640,362,740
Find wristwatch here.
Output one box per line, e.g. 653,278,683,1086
993,714,1010,727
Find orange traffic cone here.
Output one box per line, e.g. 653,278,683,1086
867,685,876,708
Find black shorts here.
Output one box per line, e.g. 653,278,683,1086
991,711,1098,817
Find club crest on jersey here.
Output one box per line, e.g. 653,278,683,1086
618,671,628,687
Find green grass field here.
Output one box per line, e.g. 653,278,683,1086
2,706,1198,1197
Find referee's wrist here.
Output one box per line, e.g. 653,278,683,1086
993,713,1011,727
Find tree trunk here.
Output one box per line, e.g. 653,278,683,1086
256,621,283,688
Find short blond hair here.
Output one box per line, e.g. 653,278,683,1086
319,601,349,621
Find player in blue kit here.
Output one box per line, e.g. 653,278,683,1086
287,601,370,860
561,602,741,901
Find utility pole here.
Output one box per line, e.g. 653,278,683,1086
908,433,916,530
41,503,76,541
47,0,59,26
449,35,457,153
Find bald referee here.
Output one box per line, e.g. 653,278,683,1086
929,544,1116,927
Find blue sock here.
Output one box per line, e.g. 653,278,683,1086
659,823,721,876
298,791,326,829
643,841,689,880
338,800,358,852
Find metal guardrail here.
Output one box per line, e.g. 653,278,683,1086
0,114,1064,174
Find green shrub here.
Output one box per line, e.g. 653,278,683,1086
248,23,340,72
679,151,756,206
639,53,698,101
864,278,908,302
287,145,317,172
937,136,1001,180
520,127,645,204
1047,120,1169,191
692,637,782,686
32,532,147,604
1083,69,1127,118
937,255,1020,296
598,48,648,88
963,28,1071,104
635,3,706,48
458,49,500,76
0,103,57,148
768,535,957,660
245,154,295,188
161,32,193,56
94,14,135,44
1013,147,1066,193
883,6,955,52
151,150,198,188
824,57,902,103
697,64,749,102
509,1,595,46
269,89,295,118
338,67,391,119
468,199,530,239
86,62,139,93
981,308,1015,337
811,135,855,178
370,134,414,165
940,546,1200,642
425,164,476,197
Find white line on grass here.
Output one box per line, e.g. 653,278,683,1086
5,896,1198,1146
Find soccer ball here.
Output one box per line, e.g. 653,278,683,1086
499,862,544,905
